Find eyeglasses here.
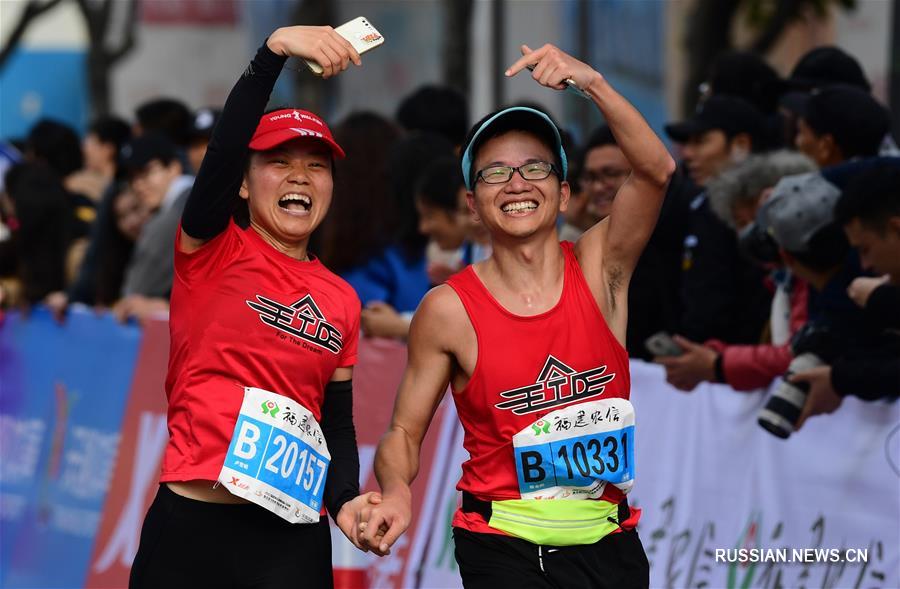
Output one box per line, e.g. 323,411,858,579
579,167,630,185
476,161,559,185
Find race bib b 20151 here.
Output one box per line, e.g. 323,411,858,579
219,387,330,523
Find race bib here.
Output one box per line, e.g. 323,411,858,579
219,387,330,524
512,398,635,500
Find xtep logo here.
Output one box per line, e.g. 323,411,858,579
246,293,343,354
495,355,615,415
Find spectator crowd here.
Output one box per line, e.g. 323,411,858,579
1,44,897,433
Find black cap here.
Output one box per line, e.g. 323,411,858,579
788,46,870,92
707,51,785,114
802,85,890,159
665,95,767,145
188,107,221,142
119,131,177,174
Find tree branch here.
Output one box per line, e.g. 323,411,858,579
108,0,138,63
749,0,804,54
0,0,66,70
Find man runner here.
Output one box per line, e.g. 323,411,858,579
362,43,675,588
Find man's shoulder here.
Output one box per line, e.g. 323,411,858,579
417,284,466,321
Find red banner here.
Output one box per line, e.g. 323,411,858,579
141,0,237,25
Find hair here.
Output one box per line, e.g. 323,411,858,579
95,182,138,305
415,156,464,213
802,86,890,159
89,116,132,153
706,150,817,229
25,119,83,177
312,111,402,272
396,85,469,146
834,163,900,231
463,108,563,190
786,222,850,273
4,162,72,302
388,132,455,259
135,98,192,146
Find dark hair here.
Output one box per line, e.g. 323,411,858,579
388,132,455,259
396,85,469,146
786,222,850,273
834,163,900,231
135,98,192,146
463,108,563,190
802,85,890,160
415,156,464,213
95,182,138,305
89,116,132,153
312,111,402,272
25,119,83,177
5,162,72,302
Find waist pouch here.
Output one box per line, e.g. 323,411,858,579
462,491,629,546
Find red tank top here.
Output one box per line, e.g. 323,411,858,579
161,221,360,483
446,241,631,534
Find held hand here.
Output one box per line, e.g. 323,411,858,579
846,275,889,308
267,25,362,78
791,365,842,430
335,491,382,552
359,491,411,556
505,44,601,93
654,335,718,392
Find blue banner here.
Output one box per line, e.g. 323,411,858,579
0,307,141,589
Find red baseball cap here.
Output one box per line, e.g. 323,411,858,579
248,109,345,158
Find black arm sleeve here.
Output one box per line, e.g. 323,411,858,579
832,357,900,401
320,379,360,521
865,284,900,330
180,41,287,240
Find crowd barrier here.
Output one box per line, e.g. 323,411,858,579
1,308,897,588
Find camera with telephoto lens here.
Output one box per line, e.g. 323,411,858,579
758,323,840,439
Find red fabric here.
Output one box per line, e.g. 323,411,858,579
706,279,809,391
248,108,345,157
161,221,360,482
446,242,632,534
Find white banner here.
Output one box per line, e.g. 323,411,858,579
414,361,900,589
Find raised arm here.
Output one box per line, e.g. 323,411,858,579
179,26,361,252
361,286,458,554
507,44,675,317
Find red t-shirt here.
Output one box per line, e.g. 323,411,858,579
446,241,633,535
160,220,361,483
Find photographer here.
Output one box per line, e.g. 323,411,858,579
791,162,900,428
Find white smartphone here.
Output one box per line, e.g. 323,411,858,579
645,331,684,357
305,17,384,75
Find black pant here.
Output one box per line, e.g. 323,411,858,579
453,527,649,589
129,484,333,589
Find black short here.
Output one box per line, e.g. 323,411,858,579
129,484,333,589
453,527,649,589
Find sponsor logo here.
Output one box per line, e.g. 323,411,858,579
261,400,280,418
246,293,343,354
495,355,615,415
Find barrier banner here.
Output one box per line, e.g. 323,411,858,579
414,362,900,588
0,308,141,589
3,312,898,589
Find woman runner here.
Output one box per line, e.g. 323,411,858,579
129,25,379,589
